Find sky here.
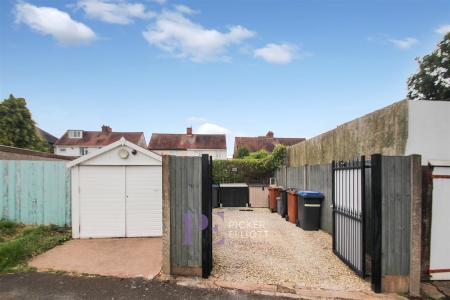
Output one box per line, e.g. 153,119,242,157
1,0,449,156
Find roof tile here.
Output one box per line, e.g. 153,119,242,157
148,133,226,150
55,131,145,147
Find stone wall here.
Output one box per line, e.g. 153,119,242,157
288,100,409,166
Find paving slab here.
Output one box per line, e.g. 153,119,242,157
432,281,450,297
29,237,162,279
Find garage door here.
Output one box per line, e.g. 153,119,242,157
126,166,162,237
79,166,162,238
79,166,126,238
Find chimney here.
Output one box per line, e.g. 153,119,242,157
186,127,193,135
266,131,274,138
102,125,112,134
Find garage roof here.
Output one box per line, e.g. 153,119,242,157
67,138,161,168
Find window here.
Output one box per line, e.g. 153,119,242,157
59,148,66,152
79,147,88,155
68,130,83,139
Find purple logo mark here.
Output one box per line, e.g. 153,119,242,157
182,211,225,246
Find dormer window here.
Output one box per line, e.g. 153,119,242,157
68,130,83,139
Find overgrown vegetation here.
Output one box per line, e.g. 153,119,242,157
0,94,50,152
213,144,287,183
0,220,70,273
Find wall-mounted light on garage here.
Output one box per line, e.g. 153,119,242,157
118,148,129,159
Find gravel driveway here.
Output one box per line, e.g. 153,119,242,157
211,208,371,292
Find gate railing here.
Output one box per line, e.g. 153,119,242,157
332,156,368,277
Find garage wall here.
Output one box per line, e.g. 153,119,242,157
405,100,450,164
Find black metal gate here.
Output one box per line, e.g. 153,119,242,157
332,156,368,277
201,155,213,278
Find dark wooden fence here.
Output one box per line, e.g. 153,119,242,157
162,155,213,278
371,154,421,295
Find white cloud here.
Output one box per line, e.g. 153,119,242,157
388,37,418,49
174,4,197,15
197,123,230,134
77,0,154,24
142,8,255,62
15,3,95,45
436,24,450,35
254,43,298,64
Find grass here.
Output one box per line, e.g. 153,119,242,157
0,220,70,274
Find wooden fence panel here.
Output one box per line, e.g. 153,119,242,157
169,156,203,276
381,156,411,276
0,160,70,226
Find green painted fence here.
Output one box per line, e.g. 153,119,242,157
0,160,71,226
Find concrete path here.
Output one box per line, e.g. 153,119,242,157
29,237,162,279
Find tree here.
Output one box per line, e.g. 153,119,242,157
236,145,250,158
271,144,287,168
0,94,49,152
407,33,450,100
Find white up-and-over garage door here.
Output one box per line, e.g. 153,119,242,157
69,138,163,239
79,166,162,238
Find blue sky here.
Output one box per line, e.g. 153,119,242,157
1,0,449,155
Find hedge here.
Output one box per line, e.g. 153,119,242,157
212,145,287,184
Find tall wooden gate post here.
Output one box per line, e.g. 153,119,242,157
161,155,171,275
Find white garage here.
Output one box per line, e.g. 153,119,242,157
68,138,162,238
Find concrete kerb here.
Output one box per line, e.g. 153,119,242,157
155,274,408,300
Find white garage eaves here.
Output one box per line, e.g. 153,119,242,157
67,137,162,168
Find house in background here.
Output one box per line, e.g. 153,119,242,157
233,131,305,158
36,127,58,151
148,127,227,160
54,125,146,157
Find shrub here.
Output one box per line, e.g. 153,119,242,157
236,146,250,158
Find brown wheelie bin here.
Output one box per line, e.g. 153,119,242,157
287,189,298,224
268,186,280,213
